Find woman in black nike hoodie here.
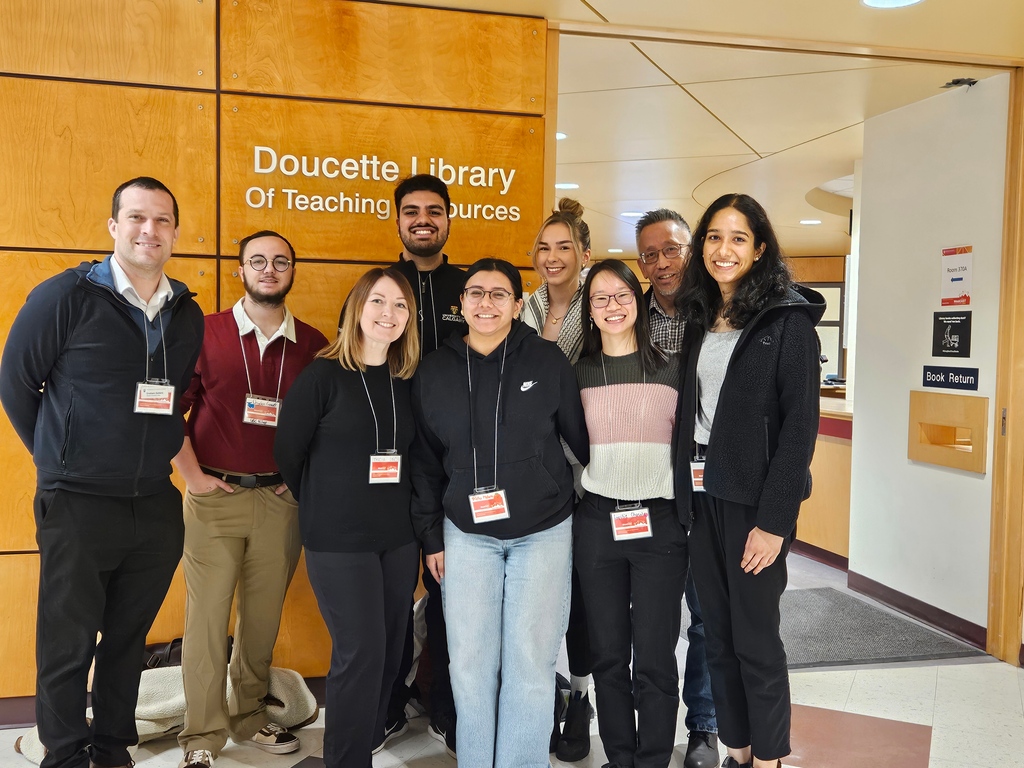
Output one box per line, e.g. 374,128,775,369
675,194,825,768
411,258,588,768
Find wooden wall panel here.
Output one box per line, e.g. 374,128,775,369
0,77,217,253
0,0,215,88
790,255,846,284
220,260,372,341
220,94,544,269
797,433,852,558
221,1,546,115
165,257,220,316
0,554,39,697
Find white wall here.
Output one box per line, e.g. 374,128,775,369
849,73,1009,627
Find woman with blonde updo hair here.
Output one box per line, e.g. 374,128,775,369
523,198,592,365
524,199,595,760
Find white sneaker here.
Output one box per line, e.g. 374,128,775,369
178,750,214,768
248,723,299,754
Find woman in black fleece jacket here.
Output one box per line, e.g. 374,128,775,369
674,194,824,768
411,258,588,768
274,267,419,768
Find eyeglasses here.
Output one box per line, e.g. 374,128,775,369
463,287,514,306
589,290,636,308
244,256,292,272
638,243,689,265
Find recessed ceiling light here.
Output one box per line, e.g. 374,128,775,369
800,219,822,226
554,183,579,190
608,249,623,254
620,211,644,218
862,0,924,8
555,132,568,140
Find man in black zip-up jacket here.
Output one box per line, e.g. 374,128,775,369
0,178,204,768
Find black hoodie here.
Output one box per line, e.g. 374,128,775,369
675,285,825,537
411,320,589,554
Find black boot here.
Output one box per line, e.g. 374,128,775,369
555,691,592,762
549,683,565,753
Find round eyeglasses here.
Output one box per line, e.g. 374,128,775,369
638,243,689,265
463,287,514,306
589,290,636,308
244,256,292,272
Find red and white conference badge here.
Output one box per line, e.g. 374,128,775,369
610,507,652,541
469,487,510,523
369,453,402,484
243,395,282,427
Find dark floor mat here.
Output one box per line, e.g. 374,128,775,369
779,587,985,668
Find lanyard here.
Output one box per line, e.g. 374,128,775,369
417,271,438,359
239,331,287,401
359,367,398,453
466,337,508,491
142,310,170,384
600,351,645,507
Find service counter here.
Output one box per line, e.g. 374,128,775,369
795,397,853,566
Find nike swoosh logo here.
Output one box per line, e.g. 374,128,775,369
521,381,538,392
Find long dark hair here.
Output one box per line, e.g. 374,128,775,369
581,259,667,374
676,193,792,330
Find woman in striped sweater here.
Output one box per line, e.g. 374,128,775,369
573,259,688,768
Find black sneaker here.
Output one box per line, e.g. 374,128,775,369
555,691,592,762
372,715,409,754
428,719,457,758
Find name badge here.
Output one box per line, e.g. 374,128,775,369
690,461,706,493
134,380,175,416
469,486,510,523
369,453,402,484
610,506,652,541
243,394,282,427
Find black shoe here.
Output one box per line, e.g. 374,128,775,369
428,719,457,758
721,758,751,768
555,691,592,762
684,731,720,768
371,715,409,755
550,683,566,753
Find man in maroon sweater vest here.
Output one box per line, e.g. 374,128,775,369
173,231,328,768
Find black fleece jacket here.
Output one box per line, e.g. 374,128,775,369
675,285,825,537
411,320,589,554
0,258,204,496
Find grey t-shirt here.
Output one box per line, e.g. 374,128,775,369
694,328,742,445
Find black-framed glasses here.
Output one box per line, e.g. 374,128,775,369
463,287,514,306
244,255,292,272
589,290,636,308
638,243,689,265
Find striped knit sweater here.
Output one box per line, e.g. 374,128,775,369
574,351,680,501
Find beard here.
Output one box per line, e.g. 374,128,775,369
400,227,449,258
244,275,293,307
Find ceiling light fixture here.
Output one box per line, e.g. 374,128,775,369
555,132,568,140
608,249,623,254
620,211,644,218
554,183,579,190
800,220,822,226
862,0,924,7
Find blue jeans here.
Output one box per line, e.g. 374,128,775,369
682,571,718,734
441,516,572,768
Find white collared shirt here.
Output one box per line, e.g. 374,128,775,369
109,255,173,322
232,298,296,357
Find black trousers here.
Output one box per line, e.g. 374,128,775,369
689,493,792,761
574,494,687,768
34,486,184,768
305,542,418,768
421,553,456,722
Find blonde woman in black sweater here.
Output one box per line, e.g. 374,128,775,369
274,267,419,768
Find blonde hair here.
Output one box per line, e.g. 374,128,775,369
319,268,419,379
529,197,592,275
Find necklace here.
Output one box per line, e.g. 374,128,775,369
548,312,565,325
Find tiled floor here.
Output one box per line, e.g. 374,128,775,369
3,554,1023,768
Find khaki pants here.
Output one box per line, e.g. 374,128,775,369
178,484,302,755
